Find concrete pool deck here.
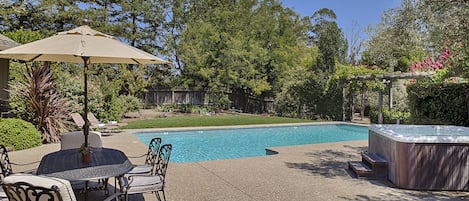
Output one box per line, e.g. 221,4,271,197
8,125,469,201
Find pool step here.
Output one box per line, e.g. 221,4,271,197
348,152,388,179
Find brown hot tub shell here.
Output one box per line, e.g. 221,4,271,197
369,125,469,190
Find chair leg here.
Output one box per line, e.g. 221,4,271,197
155,189,165,201
102,178,110,195
84,181,89,201
155,191,162,201
161,190,166,201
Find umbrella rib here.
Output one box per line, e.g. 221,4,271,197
28,54,43,62
131,58,143,65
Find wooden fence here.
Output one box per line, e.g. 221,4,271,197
142,88,274,113
142,88,207,107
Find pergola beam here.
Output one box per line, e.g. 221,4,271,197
350,71,435,81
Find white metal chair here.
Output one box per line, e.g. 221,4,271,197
60,131,107,195
60,131,102,150
1,174,121,201
2,174,76,201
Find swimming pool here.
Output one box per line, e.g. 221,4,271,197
133,124,368,162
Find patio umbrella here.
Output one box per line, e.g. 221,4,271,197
0,25,169,147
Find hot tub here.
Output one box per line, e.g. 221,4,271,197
369,124,469,190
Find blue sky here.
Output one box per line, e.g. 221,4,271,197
281,0,402,39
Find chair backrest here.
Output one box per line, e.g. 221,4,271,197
144,137,162,166
153,144,172,177
71,112,104,128
60,131,102,150
86,112,101,127
2,174,76,201
0,145,12,181
70,113,84,128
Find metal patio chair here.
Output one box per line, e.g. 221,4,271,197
0,145,12,201
118,144,172,201
0,145,12,180
1,174,121,201
126,137,162,176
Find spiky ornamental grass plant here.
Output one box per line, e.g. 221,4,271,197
9,62,71,143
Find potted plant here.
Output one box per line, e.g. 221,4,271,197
79,143,91,163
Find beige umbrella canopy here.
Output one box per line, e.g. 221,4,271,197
0,25,168,64
0,25,170,146
0,34,21,50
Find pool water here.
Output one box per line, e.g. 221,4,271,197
133,124,368,162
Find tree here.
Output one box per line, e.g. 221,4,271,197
362,0,426,72
416,0,469,78
177,0,307,112
347,22,364,65
310,8,348,73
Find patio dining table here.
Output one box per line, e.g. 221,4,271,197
37,147,133,200
37,147,133,181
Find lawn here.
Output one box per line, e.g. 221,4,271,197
121,114,314,129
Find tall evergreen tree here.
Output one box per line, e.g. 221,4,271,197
310,8,347,73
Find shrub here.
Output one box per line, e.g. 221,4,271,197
370,108,410,124
0,118,42,150
179,104,193,113
8,63,71,143
119,95,141,112
407,82,469,126
156,104,175,113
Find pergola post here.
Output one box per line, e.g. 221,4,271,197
342,87,346,121
349,87,354,121
388,79,393,110
378,90,383,124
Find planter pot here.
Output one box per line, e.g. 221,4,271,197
82,152,91,163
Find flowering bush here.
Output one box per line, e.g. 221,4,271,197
410,48,451,72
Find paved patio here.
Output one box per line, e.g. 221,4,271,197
8,126,469,201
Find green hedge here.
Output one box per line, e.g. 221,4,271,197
369,109,410,124
0,118,42,150
407,82,469,126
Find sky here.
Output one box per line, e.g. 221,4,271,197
281,0,402,39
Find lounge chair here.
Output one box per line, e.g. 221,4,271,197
87,112,119,128
71,112,121,134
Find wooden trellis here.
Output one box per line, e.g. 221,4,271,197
347,72,434,123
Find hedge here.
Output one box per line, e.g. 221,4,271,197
0,118,42,150
407,82,469,126
369,109,410,124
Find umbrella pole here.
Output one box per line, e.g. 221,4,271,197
82,57,90,147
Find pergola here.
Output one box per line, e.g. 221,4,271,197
347,71,434,123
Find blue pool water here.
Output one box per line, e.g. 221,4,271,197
133,124,368,163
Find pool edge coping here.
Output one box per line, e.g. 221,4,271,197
125,121,369,134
